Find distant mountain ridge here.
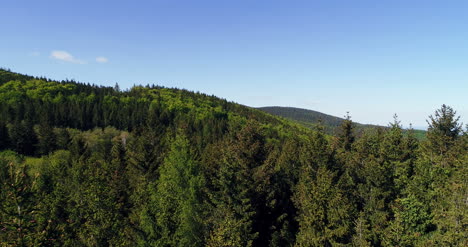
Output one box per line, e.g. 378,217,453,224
258,106,373,132
259,106,351,126
258,106,426,139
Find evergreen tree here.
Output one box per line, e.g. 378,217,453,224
293,165,351,246
55,128,71,150
426,129,467,246
351,128,392,245
0,120,10,150
337,112,355,152
126,127,165,181
425,104,462,156
8,120,38,156
0,155,38,246
114,82,121,93
206,147,257,247
264,139,302,247
396,124,419,192
0,69,467,247
383,194,432,246
408,105,466,245
147,133,205,246
206,122,267,247
351,212,371,247
37,120,57,155
107,135,133,246
34,150,74,246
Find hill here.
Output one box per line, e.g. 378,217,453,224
258,106,383,134
259,106,347,129
0,68,315,246
0,69,464,246
259,106,426,139
0,68,305,134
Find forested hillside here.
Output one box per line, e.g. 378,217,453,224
259,106,426,139
259,106,347,131
0,69,466,246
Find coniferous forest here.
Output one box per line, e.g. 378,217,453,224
0,68,466,246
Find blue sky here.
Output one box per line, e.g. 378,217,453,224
1,0,467,129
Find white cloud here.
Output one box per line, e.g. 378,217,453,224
50,50,86,64
96,56,108,63
30,51,40,56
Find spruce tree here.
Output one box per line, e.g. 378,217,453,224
0,157,38,246
351,212,371,247
425,104,462,156
409,105,466,245
338,112,355,152
150,133,205,247
37,120,57,155
293,165,351,246
206,122,267,247
55,128,71,150
8,120,38,156
0,121,10,150
206,144,257,247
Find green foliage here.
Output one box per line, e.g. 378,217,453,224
8,120,38,156
293,165,351,246
0,153,39,246
383,194,432,246
36,120,57,155
351,213,372,247
205,123,269,247
425,104,463,155
337,113,355,152
146,133,206,247
0,121,10,149
259,106,406,137
0,69,466,246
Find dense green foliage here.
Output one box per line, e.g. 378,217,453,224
259,106,427,139
258,106,377,134
0,69,466,246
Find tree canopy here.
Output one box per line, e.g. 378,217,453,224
0,69,466,246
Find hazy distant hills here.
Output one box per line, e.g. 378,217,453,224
258,106,371,132
258,106,426,139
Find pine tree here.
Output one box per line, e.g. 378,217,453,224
383,194,432,246
0,121,10,150
206,147,257,247
427,129,468,246
107,135,133,246
425,104,462,156
35,150,75,246
293,165,351,246
352,128,390,245
148,133,205,246
37,120,57,155
408,105,466,245
206,122,267,247
264,140,301,247
126,127,165,181
351,212,371,247
114,83,121,93
396,124,419,192
0,156,39,246
379,115,405,196
8,120,38,156
55,128,71,150
338,112,355,152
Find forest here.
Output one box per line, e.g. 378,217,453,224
0,68,466,246
258,106,427,140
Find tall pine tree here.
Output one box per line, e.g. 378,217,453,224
147,133,206,247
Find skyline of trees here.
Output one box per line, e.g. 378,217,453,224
0,69,466,246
